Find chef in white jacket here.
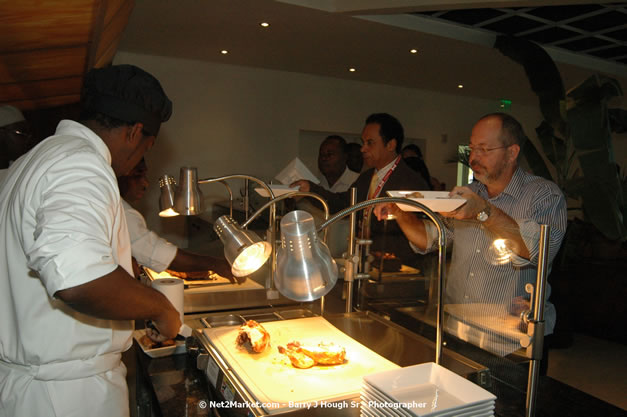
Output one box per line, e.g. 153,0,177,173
0,65,181,417
118,158,232,277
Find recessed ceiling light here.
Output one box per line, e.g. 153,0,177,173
410,49,418,54
457,84,464,89
260,22,270,27
221,50,229,55
349,68,356,72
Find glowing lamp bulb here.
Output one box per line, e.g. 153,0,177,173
232,241,271,277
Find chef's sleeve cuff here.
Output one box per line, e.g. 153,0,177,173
36,240,119,297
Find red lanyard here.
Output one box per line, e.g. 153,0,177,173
368,156,401,199
361,156,401,237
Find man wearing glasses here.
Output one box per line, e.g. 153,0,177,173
375,113,567,374
0,105,37,170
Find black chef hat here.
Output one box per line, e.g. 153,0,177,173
82,64,172,136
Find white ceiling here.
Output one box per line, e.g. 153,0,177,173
118,0,627,107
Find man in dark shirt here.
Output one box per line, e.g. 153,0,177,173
292,113,429,266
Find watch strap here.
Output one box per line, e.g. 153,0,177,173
477,202,491,222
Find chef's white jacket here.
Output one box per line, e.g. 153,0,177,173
0,120,134,417
123,199,177,272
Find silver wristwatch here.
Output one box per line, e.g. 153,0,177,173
476,203,491,222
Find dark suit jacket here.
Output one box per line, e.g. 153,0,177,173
310,158,429,265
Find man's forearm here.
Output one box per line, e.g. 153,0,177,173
483,204,530,259
309,183,351,213
55,266,174,321
395,211,430,251
168,249,233,278
169,250,212,271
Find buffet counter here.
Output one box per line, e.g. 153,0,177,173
132,307,626,417
134,307,486,417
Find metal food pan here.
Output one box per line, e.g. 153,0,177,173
275,308,316,320
201,314,246,328
240,311,282,323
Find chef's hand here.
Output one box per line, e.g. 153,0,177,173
440,186,483,220
290,180,311,192
373,203,402,221
148,303,181,342
209,257,233,279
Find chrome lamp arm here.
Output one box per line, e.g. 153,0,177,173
317,196,447,365
198,174,277,291
241,191,331,242
199,173,277,228
159,168,278,287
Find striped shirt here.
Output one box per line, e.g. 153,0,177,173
417,168,567,352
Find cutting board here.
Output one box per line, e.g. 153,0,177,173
203,317,399,413
145,268,263,292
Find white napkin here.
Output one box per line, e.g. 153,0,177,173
274,157,320,185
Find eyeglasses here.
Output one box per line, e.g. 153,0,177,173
467,145,510,156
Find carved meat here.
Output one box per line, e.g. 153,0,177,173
236,320,270,353
278,341,346,368
299,342,346,365
139,334,175,350
278,343,315,369
165,269,216,280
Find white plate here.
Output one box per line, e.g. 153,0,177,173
361,400,402,417
365,384,494,417
361,392,409,417
255,185,299,197
412,402,494,417
133,329,186,358
365,386,494,417
362,385,412,416
386,191,466,213
364,362,495,416
360,403,377,417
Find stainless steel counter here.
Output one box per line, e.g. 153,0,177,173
191,307,488,417
132,305,627,417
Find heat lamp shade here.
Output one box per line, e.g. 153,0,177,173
275,210,338,301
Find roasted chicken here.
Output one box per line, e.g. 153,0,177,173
139,334,175,350
236,320,270,353
278,341,346,368
278,342,316,369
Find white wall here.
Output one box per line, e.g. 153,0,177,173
115,51,623,246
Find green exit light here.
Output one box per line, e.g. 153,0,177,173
500,99,512,110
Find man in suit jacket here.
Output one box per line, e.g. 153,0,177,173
292,113,429,266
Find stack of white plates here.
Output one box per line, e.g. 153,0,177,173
360,362,496,417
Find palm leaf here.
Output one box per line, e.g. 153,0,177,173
494,35,626,241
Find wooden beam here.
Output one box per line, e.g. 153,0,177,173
94,0,134,67
0,77,83,102
0,0,93,52
0,47,87,83
5,94,82,111
104,0,133,26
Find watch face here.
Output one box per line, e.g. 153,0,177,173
477,211,488,222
